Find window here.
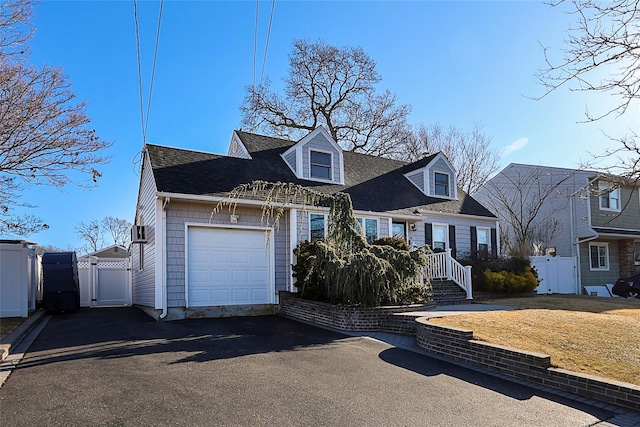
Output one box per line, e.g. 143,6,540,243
432,224,447,251
589,243,609,271
310,214,326,240
356,217,378,243
392,222,406,240
635,242,640,266
310,150,332,180
434,172,449,197
599,183,620,211
477,227,490,253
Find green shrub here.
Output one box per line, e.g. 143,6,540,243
457,254,539,292
386,282,433,305
483,266,539,293
292,238,431,306
372,236,410,251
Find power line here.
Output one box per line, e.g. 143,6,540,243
259,0,276,85
253,0,259,87
132,0,146,145
144,0,164,139
132,0,164,146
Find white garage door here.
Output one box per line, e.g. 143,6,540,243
187,227,272,307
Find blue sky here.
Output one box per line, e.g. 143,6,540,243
6,0,638,252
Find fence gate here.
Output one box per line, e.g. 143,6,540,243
78,256,132,307
530,256,578,295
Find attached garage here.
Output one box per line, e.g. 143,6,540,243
186,225,274,308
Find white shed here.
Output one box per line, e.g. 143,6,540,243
0,240,40,318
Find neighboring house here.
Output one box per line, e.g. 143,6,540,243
475,163,640,294
131,127,498,320
79,244,130,259
78,244,132,308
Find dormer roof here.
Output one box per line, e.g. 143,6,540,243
146,130,495,218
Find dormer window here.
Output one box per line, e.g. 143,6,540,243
434,172,449,197
310,150,332,180
280,127,344,184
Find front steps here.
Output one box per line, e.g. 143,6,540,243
431,279,468,305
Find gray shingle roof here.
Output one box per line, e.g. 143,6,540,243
146,131,496,218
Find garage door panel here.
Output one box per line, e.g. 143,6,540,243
251,288,269,301
231,288,250,303
211,289,230,303
211,269,230,282
189,289,212,305
188,227,272,307
212,250,231,264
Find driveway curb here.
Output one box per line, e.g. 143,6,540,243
0,310,47,363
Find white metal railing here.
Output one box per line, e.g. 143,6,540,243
424,249,473,299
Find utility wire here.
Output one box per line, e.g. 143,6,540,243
252,0,259,87
132,0,164,146
133,0,146,145
259,0,276,85
144,0,164,139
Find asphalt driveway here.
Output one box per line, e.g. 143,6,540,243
0,307,626,426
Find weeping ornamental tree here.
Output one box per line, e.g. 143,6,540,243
213,181,430,307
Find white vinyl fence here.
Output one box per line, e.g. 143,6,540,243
0,241,40,318
530,256,578,295
78,257,132,307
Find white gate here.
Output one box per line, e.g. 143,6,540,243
78,256,132,307
530,256,578,295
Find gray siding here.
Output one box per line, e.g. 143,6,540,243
590,185,640,230
227,136,250,159
407,171,424,193
301,133,341,182
131,153,158,308
475,165,594,257
421,215,497,257
427,158,456,198
164,202,290,307
579,240,620,288
283,150,297,172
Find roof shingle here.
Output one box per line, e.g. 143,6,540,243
146,131,496,218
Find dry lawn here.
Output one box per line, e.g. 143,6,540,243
0,317,26,340
429,295,640,386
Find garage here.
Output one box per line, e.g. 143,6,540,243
186,226,273,307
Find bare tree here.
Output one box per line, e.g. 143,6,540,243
241,39,412,157
0,0,111,236
475,165,577,257
102,216,132,247
76,219,102,253
401,123,502,194
537,0,639,180
34,244,66,256
77,216,131,253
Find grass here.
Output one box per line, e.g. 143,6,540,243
0,317,26,340
429,295,640,385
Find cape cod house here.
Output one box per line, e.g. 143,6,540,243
131,127,498,319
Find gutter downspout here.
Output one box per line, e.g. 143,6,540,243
159,197,170,319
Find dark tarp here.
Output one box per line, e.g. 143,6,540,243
42,252,80,313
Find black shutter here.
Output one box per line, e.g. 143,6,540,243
470,226,477,254
424,223,432,247
448,225,456,258
490,228,498,257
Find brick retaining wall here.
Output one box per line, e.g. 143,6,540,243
278,292,430,331
416,319,640,412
